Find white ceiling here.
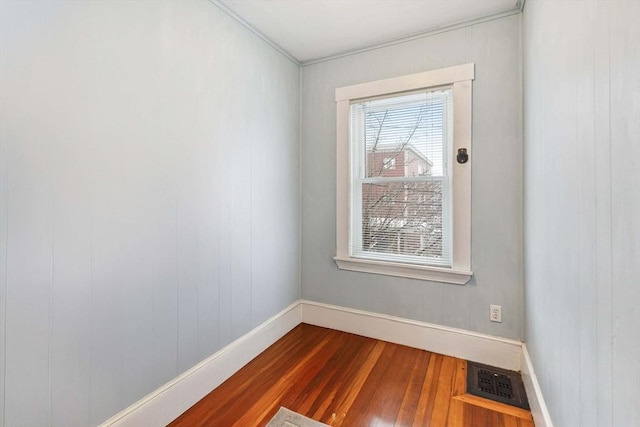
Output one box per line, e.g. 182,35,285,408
218,0,520,63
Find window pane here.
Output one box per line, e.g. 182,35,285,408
361,180,445,262
359,90,451,179
349,87,454,267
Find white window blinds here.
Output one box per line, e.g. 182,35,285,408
349,88,453,267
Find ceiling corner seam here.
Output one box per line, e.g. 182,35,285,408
300,6,524,67
208,0,301,66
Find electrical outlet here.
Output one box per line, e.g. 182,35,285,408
490,305,502,322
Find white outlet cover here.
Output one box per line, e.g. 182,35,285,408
490,305,502,322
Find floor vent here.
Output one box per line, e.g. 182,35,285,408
466,362,530,410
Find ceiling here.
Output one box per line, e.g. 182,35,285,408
217,0,521,64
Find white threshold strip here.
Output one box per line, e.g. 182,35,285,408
99,299,551,427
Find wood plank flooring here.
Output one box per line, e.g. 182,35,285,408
169,324,534,427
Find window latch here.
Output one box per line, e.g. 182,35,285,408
457,148,469,164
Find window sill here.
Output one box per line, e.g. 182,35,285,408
334,256,472,285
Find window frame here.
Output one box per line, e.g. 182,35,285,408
334,64,474,284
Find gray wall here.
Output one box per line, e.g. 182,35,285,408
301,14,523,339
523,1,640,426
0,1,300,426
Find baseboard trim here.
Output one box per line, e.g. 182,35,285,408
99,299,537,426
98,301,302,427
300,300,523,371
520,344,554,427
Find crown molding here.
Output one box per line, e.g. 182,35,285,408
518,0,527,12
209,0,525,68
209,0,301,66
302,6,523,66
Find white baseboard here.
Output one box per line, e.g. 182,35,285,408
99,299,538,426
521,344,554,427
99,301,302,427
300,300,523,371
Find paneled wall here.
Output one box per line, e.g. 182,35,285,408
523,1,640,425
0,1,300,426
301,14,524,339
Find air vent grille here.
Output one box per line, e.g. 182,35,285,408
467,362,530,410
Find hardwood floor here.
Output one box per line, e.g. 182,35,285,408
169,324,534,427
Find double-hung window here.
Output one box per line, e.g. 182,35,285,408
334,64,474,284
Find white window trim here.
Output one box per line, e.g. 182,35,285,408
334,63,474,285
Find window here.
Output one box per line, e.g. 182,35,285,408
382,157,396,170
334,64,474,284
